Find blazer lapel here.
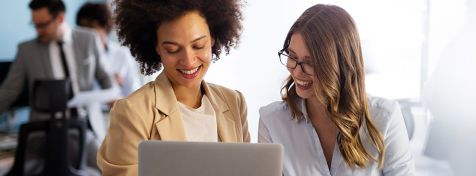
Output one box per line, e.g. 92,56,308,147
153,72,238,142
202,81,238,142
154,72,187,141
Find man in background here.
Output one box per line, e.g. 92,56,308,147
76,2,141,105
0,0,117,174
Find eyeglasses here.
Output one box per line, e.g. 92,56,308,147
278,49,314,76
30,17,56,30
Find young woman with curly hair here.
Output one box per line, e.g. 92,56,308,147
258,4,416,176
97,0,249,175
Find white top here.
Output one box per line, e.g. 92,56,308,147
103,41,141,97
178,95,218,142
258,95,416,176
48,24,80,94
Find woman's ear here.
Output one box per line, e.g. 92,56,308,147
211,37,215,47
154,39,161,56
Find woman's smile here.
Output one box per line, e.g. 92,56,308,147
178,65,202,79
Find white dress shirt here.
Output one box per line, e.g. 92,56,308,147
48,24,80,94
258,94,416,176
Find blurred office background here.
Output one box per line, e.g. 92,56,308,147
1,0,474,175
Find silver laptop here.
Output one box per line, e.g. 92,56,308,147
138,141,283,176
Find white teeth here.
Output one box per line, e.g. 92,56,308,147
296,80,312,86
179,66,199,74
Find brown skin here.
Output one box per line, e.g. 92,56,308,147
31,7,65,43
155,11,215,108
288,32,337,169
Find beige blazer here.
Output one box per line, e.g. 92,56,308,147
97,72,250,176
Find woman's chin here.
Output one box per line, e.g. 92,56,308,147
181,81,202,88
296,90,314,99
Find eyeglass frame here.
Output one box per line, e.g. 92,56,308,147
278,49,314,76
30,15,58,30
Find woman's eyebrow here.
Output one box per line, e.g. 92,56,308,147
288,48,311,59
162,35,207,45
162,41,178,45
288,48,296,54
192,35,207,43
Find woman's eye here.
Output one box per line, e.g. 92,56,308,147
166,49,179,54
194,45,206,49
290,55,298,60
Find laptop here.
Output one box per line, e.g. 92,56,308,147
138,141,283,176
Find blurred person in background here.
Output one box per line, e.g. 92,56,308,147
76,2,141,108
422,0,476,175
258,4,416,175
97,0,250,175
0,0,117,174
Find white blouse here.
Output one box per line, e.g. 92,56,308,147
258,95,416,176
178,95,218,142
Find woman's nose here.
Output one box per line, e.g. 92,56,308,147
291,64,306,77
180,48,197,66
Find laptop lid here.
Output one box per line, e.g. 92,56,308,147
138,141,283,176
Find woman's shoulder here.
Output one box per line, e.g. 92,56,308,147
259,101,289,121
121,81,156,106
206,82,243,100
110,81,157,124
207,82,234,92
366,94,401,129
367,94,399,112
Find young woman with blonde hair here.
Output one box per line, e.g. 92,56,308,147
258,4,416,176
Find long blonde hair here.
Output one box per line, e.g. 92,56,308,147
281,4,386,169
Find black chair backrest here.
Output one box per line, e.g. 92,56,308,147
32,79,71,113
6,79,87,176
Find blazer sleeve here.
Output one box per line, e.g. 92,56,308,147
97,99,151,176
382,102,416,176
0,46,27,114
236,90,250,142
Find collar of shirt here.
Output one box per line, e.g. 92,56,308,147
296,97,311,124
61,24,73,44
105,40,119,56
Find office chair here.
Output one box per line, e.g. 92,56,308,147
6,79,88,176
396,98,421,141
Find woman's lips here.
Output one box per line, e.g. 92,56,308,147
178,66,201,79
295,79,313,90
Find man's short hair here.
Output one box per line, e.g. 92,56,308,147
76,3,111,29
28,0,66,18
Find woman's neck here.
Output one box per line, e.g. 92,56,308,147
305,96,332,123
172,83,203,109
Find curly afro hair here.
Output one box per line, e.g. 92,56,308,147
113,0,245,75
